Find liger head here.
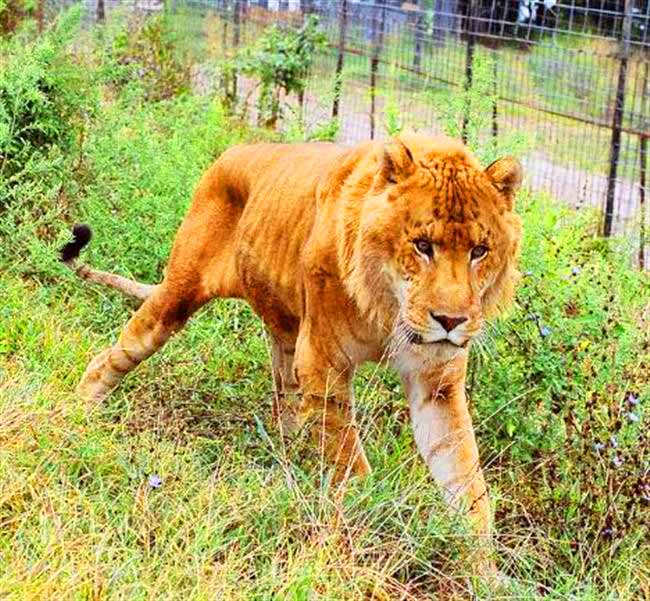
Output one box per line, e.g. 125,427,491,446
357,134,523,351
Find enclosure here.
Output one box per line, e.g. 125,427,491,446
0,0,649,598
44,0,650,262
125,0,650,265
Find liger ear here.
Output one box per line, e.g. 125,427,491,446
380,138,415,185
485,156,523,210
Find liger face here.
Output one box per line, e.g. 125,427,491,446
366,143,522,351
391,206,506,348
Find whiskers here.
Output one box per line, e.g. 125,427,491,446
470,320,498,361
388,312,492,363
387,318,416,360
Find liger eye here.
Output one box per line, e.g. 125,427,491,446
471,245,489,260
414,238,433,257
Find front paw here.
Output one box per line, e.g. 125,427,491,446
468,560,513,596
76,375,112,403
272,393,303,436
76,352,115,403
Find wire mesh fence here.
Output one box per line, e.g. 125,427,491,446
50,0,650,267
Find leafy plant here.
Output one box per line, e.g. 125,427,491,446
235,15,326,128
216,58,238,115
0,0,38,35
0,6,97,208
101,13,191,102
435,49,529,164
384,95,403,137
469,195,649,583
284,111,340,143
308,117,340,142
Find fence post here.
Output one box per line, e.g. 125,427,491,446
303,0,315,15
222,14,229,51
492,55,498,140
233,0,241,47
413,1,424,69
639,61,649,269
232,0,241,103
640,135,648,269
370,1,387,139
332,0,349,119
603,0,633,237
96,0,105,23
461,0,476,144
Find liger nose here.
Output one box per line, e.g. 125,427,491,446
431,313,468,332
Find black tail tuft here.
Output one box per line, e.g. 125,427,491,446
60,223,93,262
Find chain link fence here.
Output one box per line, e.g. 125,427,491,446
51,0,650,266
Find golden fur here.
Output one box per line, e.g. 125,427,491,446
68,133,522,576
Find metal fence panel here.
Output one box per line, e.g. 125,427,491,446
47,0,650,266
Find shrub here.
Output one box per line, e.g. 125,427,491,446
469,195,649,585
75,95,252,284
100,13,191,102
235,15,326,128
384,95,403,137
0,6,97,202
0,0,37,35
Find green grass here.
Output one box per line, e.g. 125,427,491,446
1,11,649,600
